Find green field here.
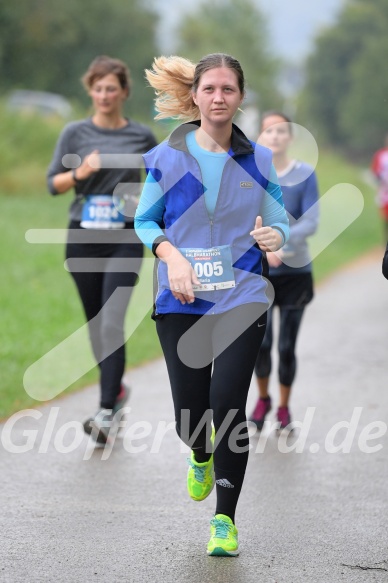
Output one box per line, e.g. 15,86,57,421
0,109,382,419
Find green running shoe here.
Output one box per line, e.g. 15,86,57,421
187,426,215,501
207,514,239,557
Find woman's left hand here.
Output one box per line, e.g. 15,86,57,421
250,216,283,252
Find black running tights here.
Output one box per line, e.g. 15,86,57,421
156,303,267,523
66,229,143,409
254,305,305,386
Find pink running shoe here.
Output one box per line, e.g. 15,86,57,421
277,406,292,431
249,397,272,430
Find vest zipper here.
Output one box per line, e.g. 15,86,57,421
186,150,235,315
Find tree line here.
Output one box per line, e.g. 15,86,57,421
2,0,384,159
0,0,281,121
301,0,388,157
0,0,158,118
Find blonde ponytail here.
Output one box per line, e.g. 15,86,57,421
145,56,200,122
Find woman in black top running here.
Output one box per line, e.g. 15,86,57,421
47,56,157,442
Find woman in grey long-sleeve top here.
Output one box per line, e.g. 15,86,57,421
47,55,157,443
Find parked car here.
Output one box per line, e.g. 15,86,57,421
6,90,73,118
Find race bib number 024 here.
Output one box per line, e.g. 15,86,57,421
180,245,235,291
81,195,125,229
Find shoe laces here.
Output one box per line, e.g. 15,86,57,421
187,458,209,483
211,517,232,539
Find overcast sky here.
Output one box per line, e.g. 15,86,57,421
153,0,345,61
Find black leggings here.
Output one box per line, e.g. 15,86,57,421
254,305,305,386
156,303,267,522
66,224,143,409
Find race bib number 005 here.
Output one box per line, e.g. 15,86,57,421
180,245,235,291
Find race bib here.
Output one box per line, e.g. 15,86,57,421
180,245,235,291
81,195,125,229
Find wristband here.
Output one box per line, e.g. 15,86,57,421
71,168,80,184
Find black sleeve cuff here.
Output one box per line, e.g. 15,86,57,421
152,235,169,257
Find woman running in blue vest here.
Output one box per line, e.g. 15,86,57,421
47,56,157,443
135,54,289,557
249,111,319,432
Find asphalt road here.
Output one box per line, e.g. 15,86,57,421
1,252,388,583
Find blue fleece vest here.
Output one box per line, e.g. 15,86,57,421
143,122,273,316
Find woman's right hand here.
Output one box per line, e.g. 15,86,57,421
75,149,101,181
157,243,200,304
52,149,101,194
